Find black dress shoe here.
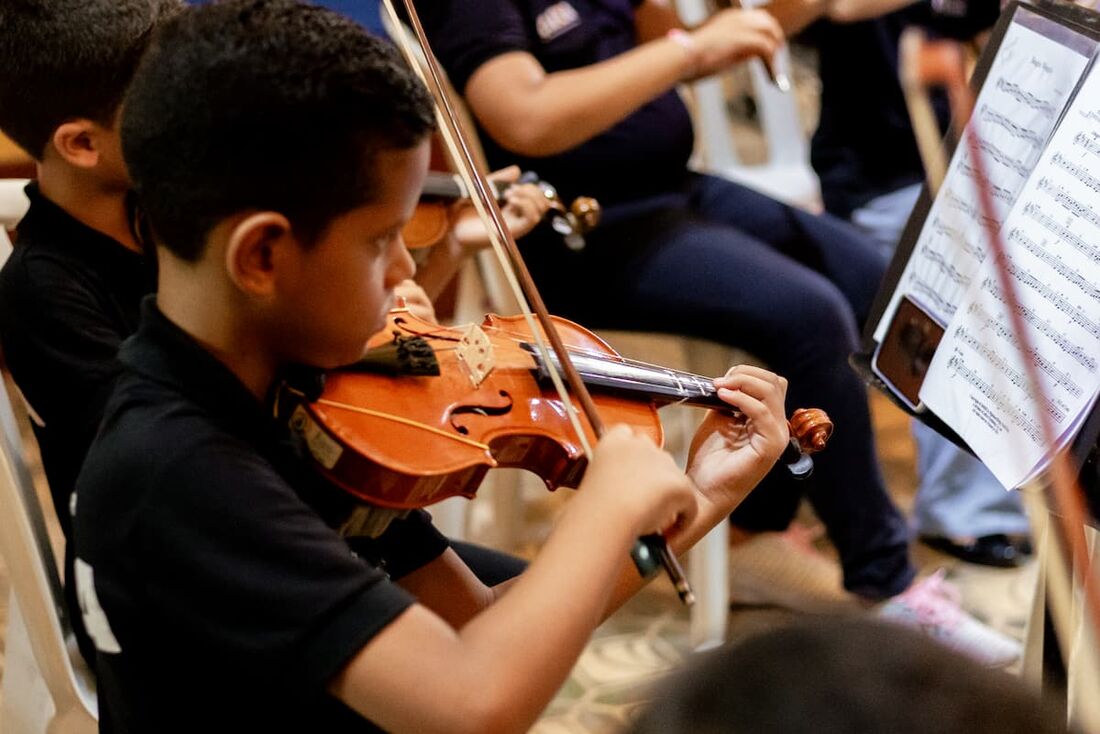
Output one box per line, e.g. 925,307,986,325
920,534,1033,568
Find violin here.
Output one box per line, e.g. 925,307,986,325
402,169,601,251
282,307,832,532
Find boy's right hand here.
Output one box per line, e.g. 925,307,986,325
576,425,697,539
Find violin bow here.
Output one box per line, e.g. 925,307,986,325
380,0,696,604
901,30,1100,699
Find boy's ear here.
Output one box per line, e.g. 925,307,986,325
225,212,295,297
52,119,104,169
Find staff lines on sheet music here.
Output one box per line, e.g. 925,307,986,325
919,244,971,286
931,216,962,242
1007,227,1100,304
983,275,1100,360
1050,152,1100,194
977,138,1034,179
1036,177,1100,229
943,188,997,229
1005,259,1100,340
996,78,1057,118
955,324,1082,400
968,300,1099,373
979,104,1046,148
1023,202,1099,264
944,353,1047,443
1073,131,1100,160
910,278,952,315
957,160,1018,202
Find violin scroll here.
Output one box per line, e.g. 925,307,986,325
789,407,832,454
779,408,832,480
530,173,600,251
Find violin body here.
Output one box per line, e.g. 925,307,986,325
286,309,662,509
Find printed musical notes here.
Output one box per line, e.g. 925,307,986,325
873,16,1090,345
1051,152,1100,194
980,104,1045,148
1074,130,1100,159
920,61,1100,489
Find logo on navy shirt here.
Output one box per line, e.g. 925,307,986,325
536,1,581,42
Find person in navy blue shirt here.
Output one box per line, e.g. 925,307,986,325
414,0,1021,664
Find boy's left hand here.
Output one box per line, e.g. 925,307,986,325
685,365,789,510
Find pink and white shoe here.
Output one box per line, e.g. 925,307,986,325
877,569,1022,667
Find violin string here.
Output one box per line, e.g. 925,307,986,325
394,318,716,383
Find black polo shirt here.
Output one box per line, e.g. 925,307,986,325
0,182,155,537
74,299,449,733
804,1,1000,218
417,0,695,208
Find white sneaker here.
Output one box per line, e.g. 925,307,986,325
877,569,1022,667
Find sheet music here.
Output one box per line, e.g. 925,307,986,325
920,62,1100,489
873,18,1090,344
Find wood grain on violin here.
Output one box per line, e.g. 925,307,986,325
282,307,831,512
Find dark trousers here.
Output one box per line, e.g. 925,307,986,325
519,173,914,599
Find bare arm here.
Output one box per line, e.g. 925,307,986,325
464,9,782,156
599,365,790,613
331,366,787,732
330,427,698,733
763,0,923,35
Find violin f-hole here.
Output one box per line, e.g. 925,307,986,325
448,390,515,435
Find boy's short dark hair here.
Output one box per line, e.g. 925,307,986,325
628,618,1068,734
0,0,181,160
122,0,436,262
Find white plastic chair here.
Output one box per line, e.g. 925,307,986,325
0,382,98,734
0,180,98,733
675,0,823,212
0,178,29,234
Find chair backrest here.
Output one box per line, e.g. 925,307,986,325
0,376,98,726
673,0,822,210
0,178,30,231
0,179,98,730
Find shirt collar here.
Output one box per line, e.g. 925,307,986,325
118,297,276,440
19,182,153,268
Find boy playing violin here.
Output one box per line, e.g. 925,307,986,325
0,0,551,664
72,1,789,731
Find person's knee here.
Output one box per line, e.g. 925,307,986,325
779,282,861,367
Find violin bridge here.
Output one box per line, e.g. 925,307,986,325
455,323,495,387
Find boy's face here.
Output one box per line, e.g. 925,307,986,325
271,141,427,368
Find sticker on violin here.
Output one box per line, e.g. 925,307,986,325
455,323,495,387
289,405,344,470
